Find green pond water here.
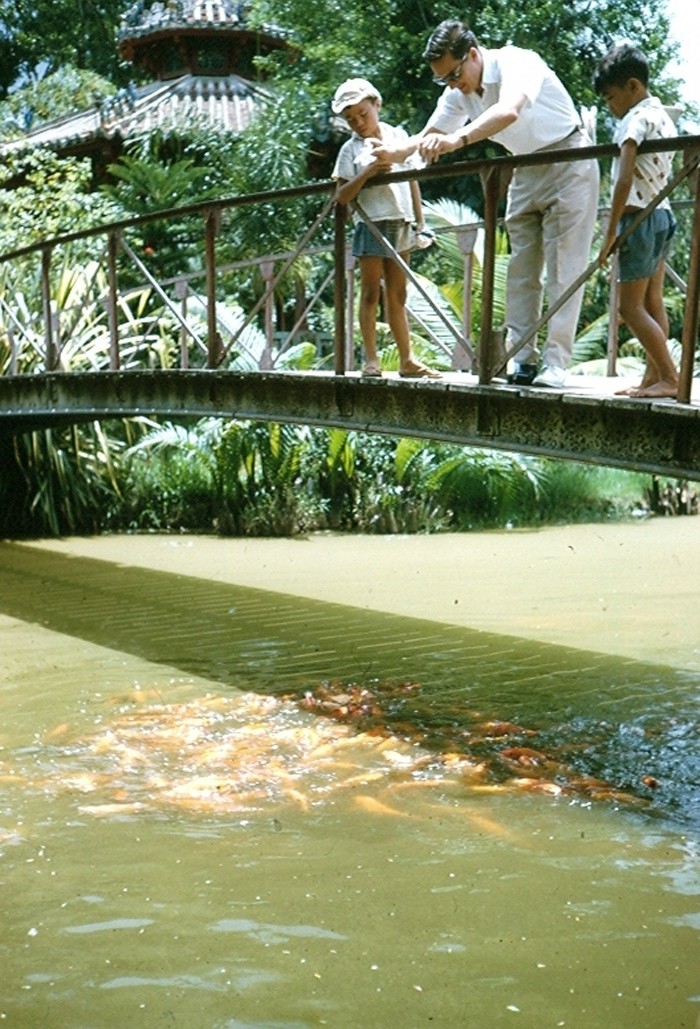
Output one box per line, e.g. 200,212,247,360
0,541,698,1028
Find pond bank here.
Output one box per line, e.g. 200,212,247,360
23,517,700,670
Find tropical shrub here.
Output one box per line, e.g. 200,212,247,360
0,407,662,539
215,420,318,536
115,418,322,536
111,419,222,533
2,421,130,538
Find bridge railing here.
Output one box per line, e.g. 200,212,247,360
0,178,337,376
0,135,698,400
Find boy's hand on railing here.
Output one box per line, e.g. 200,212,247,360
598,233,617,267
413,227,436,250
370,152,394,175
355,138,391,175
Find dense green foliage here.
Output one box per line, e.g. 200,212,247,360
0,415,655,540
0,0,127,97
250,0,680,127
0,151,119,254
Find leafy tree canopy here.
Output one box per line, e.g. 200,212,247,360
0,65,116,138
1,2,681,123
0,149,119,253
0,0,127,98
0,2,683,153
250,0,680,138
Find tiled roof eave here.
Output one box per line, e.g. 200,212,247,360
118,21,291,40
0,75,273,156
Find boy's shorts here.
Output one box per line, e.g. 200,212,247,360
618,207,676,282
352,219,412,259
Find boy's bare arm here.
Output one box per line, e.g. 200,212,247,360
599,139,637,265
410,181,424,230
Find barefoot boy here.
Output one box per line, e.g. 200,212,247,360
331,78,440,378
595,44,678,398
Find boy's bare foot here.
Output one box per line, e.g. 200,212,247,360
628,379,678,399
615,373,655,396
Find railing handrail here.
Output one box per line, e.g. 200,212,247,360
0,180,335,264
2,135,698,266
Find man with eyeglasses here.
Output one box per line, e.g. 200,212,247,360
372,20,599,388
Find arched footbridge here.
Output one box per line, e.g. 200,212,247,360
1,368,699,480
1,136,699,480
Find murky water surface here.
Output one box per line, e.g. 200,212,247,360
0,541,698,1027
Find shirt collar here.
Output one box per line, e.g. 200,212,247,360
479,47,498,87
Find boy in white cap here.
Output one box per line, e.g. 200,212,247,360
331,77,440,377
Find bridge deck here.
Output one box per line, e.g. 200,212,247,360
405,369,700,402
1,368,699,480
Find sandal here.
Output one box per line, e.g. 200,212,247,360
399,361,442,379
361,362,383,377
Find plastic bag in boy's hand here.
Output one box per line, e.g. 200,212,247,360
412,228,436,250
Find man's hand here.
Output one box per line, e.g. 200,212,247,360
418,132,464,163
368,139,411,166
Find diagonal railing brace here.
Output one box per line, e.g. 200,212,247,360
349,201,474,362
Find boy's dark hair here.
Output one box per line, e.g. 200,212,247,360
423,19,478,63
594,44,649,93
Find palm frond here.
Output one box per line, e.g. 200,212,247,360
394,436,425,484
406,272,465,357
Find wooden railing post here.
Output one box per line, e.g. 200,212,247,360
8,327,16,374
456,225,478,370
41,246,57,372
600,212,620,377
478,167,500,383
679,162,700,404
606,255,620,378
204,207,220,369
260,259,275,370
175,279,189,368
333,202,346,375
345,246,355,371
107,230,120,370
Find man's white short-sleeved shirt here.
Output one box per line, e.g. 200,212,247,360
428,45,579,155
332,122,416,222
612,96,677,211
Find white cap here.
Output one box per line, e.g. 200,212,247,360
331,78,381,115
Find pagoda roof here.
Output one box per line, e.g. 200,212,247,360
2,73,271,156
118,0,289,57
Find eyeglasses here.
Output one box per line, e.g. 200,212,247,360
432,55,467,87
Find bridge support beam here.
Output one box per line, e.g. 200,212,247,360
0,371,699,481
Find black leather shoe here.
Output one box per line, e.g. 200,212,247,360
508,363,538,386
